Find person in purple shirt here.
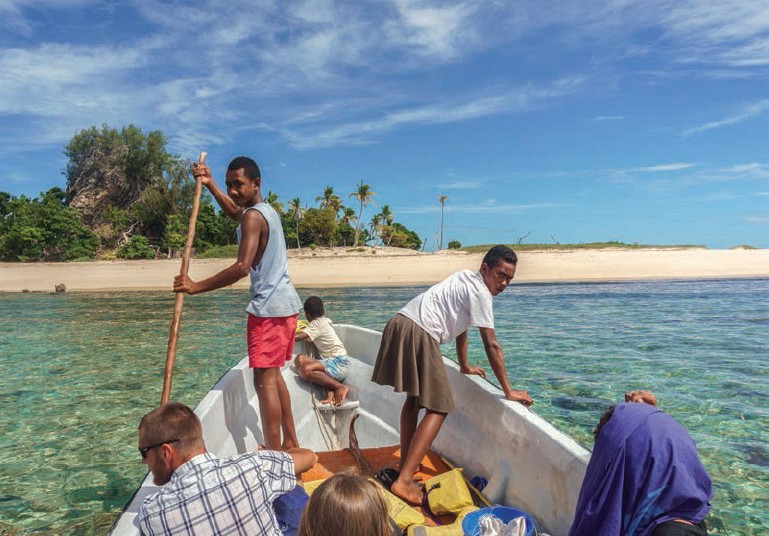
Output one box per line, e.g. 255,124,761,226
569,393,712,536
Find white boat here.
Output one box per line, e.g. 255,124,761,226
109,324,590,535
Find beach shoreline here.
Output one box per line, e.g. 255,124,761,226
1,247,768,293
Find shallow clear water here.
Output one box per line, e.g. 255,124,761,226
0,279,767,535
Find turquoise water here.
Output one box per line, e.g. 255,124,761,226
0,279,767,535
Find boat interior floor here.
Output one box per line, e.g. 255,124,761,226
300,445,488,527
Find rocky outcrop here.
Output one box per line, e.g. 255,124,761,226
65,143,138,228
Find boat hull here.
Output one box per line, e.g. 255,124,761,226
110,324,589,535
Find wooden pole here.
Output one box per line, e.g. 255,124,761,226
161,151,207,405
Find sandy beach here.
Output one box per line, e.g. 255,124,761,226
1,247,768,293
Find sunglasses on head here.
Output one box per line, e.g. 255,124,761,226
139,439,181,459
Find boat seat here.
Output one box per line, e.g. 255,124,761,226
313,399,360,412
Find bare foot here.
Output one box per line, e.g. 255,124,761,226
281,440,299,451
333,385,349,406
318,391,334,404
391,477,424,505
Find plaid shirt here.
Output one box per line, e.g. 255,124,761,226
139,451,296,535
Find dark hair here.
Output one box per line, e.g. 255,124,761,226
482,245,517,268
593,405,617,440
303,296,325,318
227,156,261,180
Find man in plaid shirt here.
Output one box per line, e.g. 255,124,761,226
137,402,317,535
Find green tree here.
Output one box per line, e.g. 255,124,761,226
287,197,305,248
299,207,337,247
0,194,44,261
195,199,238,251
116,235,155,259
337,207,357,246
96,205,132,249
448,240,462,250
161,214,187,258
378,205,393,245
130,157,194,241
63,124,192,248
64,125,173,222
369,213,382,245
265,191,284,215
348,181,375,247
0,188,98,261
316,186,342,217
0,192,11,217
381,222,421,250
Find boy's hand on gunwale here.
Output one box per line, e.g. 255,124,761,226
505,389,533,407
460,365,487,379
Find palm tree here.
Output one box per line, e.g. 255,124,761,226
380,205,393,225
349,180,375,247
287,197,305,248
266,190,284,215
340,207,356,246
380,205,394,246
438,195,447,250
369,213,383,245
316,186,343,221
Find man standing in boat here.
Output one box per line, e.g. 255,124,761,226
174,156,303,451
372,244,533,504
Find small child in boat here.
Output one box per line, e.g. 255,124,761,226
294,296,350,406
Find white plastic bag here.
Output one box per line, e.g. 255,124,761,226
476,513,526,536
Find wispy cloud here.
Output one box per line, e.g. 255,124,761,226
633,163,697,172
593,115,625,121
396,201,560,214
745,214,769,224
443,181,482,190
662,2,769,67
1,1,768,160
280,76,585,148
701,163,769,181
683,99,769,136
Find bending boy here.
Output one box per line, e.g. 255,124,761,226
174,156,303,450
371,244,533,504
294,296,350,406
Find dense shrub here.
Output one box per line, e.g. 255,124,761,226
116,235,155,259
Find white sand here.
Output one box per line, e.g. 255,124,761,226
1,247,768,293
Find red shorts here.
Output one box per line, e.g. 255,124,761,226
247,314,298,368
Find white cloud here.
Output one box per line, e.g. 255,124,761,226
633,163,697,172
280,76,584,148
713,163,769,180
683,99,769,136
387,0,475,60
593,115,625,121
1,0,768,163
397,201,559,214
443,181,482,190
745,214,769,224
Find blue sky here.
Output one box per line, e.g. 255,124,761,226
1,1,768,249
